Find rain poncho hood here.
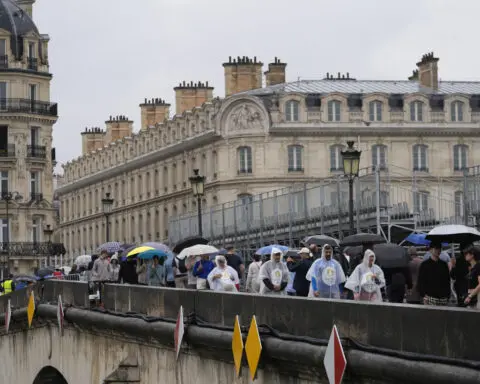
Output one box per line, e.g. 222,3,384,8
345,249,385,302
306,244,346,298
207,255,239,292
258,247,289,295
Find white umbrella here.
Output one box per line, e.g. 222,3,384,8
177,244,218,259
426,224,480,245
75,254,92,266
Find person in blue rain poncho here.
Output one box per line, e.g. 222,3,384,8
306,244,346,299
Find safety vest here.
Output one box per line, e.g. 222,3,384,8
2,279,13,294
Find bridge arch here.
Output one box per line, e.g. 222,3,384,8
33,366,68,384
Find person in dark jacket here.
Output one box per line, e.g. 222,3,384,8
286,248,313,297
450,244,470,307
417,243,451,306
118,257,138,284
383,267,412,303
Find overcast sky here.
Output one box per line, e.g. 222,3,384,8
33,0,480,171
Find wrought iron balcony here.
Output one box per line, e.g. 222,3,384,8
0,55,8,69
0,242,66,257
27,145,46,159
27,57,38,71
30,192,43,202
0,143,15,157
0,98,57,116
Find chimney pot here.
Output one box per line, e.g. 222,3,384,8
338,72,341,79
229,56,232,63
347,72,350,79
342,74,345,79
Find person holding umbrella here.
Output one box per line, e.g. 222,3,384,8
149,255,166,287
286,248,313,297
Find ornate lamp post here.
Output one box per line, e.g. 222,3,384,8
43,224,54,267
1,191,22,279
189,169,205,237
101,193,114,242
341,141,362,235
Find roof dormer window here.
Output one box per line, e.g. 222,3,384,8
27,42,37,71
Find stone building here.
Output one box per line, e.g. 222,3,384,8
58,53,479,254
0,0,58,274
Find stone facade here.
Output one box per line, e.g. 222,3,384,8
57,53,478,255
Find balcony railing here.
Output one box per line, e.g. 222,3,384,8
27,57,38,71
0,242,66,257
0,55,8,69
0,98,57,116
30,192,43,202
0,144,15,157
27,145,46,159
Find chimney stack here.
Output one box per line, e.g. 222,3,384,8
80,127,106,155
139,98,171,130
173,81,214,115
223,56,263,97
264,57,287,86
105,115,133,143
416,52,439,90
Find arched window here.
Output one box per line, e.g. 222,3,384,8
329,144,344,171
285,100,300,122
451,101,464,122
453,144,468,171
369,100,382,122
371,144,387,170
412,144,428,171
287,145,303,172
410,101,424,122
237,146,252,174
327,100,341,122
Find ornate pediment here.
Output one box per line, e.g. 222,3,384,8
225,102,267,134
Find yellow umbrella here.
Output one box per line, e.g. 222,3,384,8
127,246,154,257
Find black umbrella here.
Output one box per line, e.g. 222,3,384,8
340,233,387,247
303,235,339,247
172,236,209,254
36,267,55,278
425,225,480,246
373,243,410,268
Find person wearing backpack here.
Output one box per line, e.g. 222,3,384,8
173,254,189,288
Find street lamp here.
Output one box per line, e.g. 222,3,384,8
341,141,362,235
43,224,54,267
1,191,22,279
189,169,205,237
101,192,114,242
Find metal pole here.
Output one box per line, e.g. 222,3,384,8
349,178,354,235
5,198,9,277
375,166,381,235
105,214,110,242
197,196,203,237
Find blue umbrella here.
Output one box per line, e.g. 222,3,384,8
97,241,122,254
137,249,169,260
256,244,289,255
141,242,171,254
405,233,448,246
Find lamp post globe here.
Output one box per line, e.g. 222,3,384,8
341,141,362,235
189,169,206,237
101,193,114,242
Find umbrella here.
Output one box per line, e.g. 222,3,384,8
373,243,410,269
255,244,289,255
284,250,302,259
141,242,171,253
217,248,228,255
425,225,480,245
36,267,55,278
127,246,155,257
137,249,169,260
13,275,37,283
303,235,339,247
340,233,387,247
177,244,218,259
172,236,209,254
97,241,122,254
75,255,92,266
404,233,448,247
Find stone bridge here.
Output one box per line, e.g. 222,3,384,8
0,281,479,384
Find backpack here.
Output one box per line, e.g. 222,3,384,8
176,256,188,274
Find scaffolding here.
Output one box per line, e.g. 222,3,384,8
168,164,464,247
463,165,480,227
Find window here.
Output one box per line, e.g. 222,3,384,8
0,82,6,110
30,126,39,146
0,171,7,197
30,171,40,194
371,145,387,170
369,101,382,122
453,144,468,171
327,100,341,122
238,194,253,222
412,144,428,171
238,146,252,174
410,101,424,122
29,84,36,101
32,218,40,242
0,39,6,69
414,191,429,212
288,145,303,171
285,100,299,122
329,145,344,171
28,42,36,58
455,191,464,218
0,218,8,242
451,101,464,122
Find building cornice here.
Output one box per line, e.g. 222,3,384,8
57,130,222,195
270,123,480,136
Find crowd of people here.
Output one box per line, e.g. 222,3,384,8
63,241,480,309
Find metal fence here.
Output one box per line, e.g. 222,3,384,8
168,164,465,247
463,165,480,227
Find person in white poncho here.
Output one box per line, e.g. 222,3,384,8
207,255,239,292
258,247,289,295
345,249,386,302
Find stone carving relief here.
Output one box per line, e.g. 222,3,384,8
228,103,265,133
14,133,27,179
